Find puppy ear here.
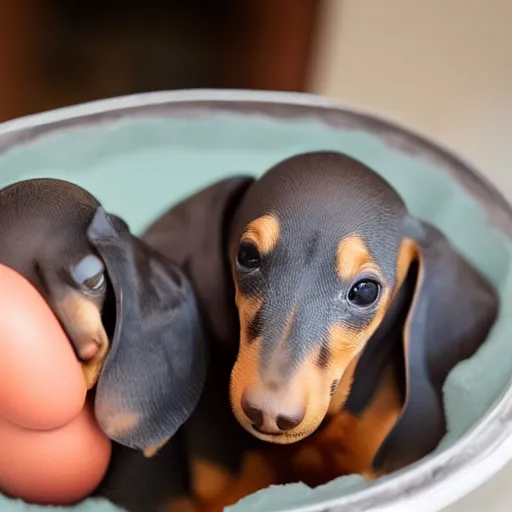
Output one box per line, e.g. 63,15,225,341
142,176,255,344
87,207,209,453
372,218,499,473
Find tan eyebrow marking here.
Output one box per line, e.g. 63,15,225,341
242,215,280,255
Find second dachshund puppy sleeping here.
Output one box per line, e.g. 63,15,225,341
0,178,208,470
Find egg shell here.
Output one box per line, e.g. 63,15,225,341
0,400,112,505
0,264,87,429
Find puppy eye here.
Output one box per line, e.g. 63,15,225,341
71,254,106,292
347,279,381,307
237,241,261,270
83,272,105,291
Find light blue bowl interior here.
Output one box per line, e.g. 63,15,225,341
1,112,511,512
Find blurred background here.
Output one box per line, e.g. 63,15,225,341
0,0,510,509
1,0,510,200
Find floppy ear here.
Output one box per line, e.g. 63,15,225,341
371,218,499,473
86,207,209,453
142,176,255,345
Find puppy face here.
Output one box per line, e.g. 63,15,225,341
0,179,111,388
0,178,208,451
228,152,408,444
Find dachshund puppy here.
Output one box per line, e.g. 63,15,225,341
0,178,208,457
143,151,499,511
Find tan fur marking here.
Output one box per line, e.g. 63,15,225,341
242,215,280,255
402,245,423,375
291,445,324,475
191,459,235,505
327,354,361,414
327,323,361,355
160,498,201,512
98,410,140,437
230,335,263,409
395,237,419,292
233,279,262,332
230,278,265,427
56,293,109,389
203,452,278,512
143,436,171,458
241,298,262,340
302,362,403,480
336,235,380,281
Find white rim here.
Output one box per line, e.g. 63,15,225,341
0,88,510,512
0,89,345,134
0,88,503,212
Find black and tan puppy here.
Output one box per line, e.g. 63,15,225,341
0,178,208,455
144,151,499,511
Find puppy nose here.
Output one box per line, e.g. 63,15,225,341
242,398,264,430
276,414,303,431
241,392,305,434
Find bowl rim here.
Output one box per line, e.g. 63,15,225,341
1,88,511,512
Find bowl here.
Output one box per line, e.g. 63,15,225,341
0,89,511,512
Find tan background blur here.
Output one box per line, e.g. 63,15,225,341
309,0,512,202
0,1,510,509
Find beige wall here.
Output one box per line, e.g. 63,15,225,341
309,0,512,199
